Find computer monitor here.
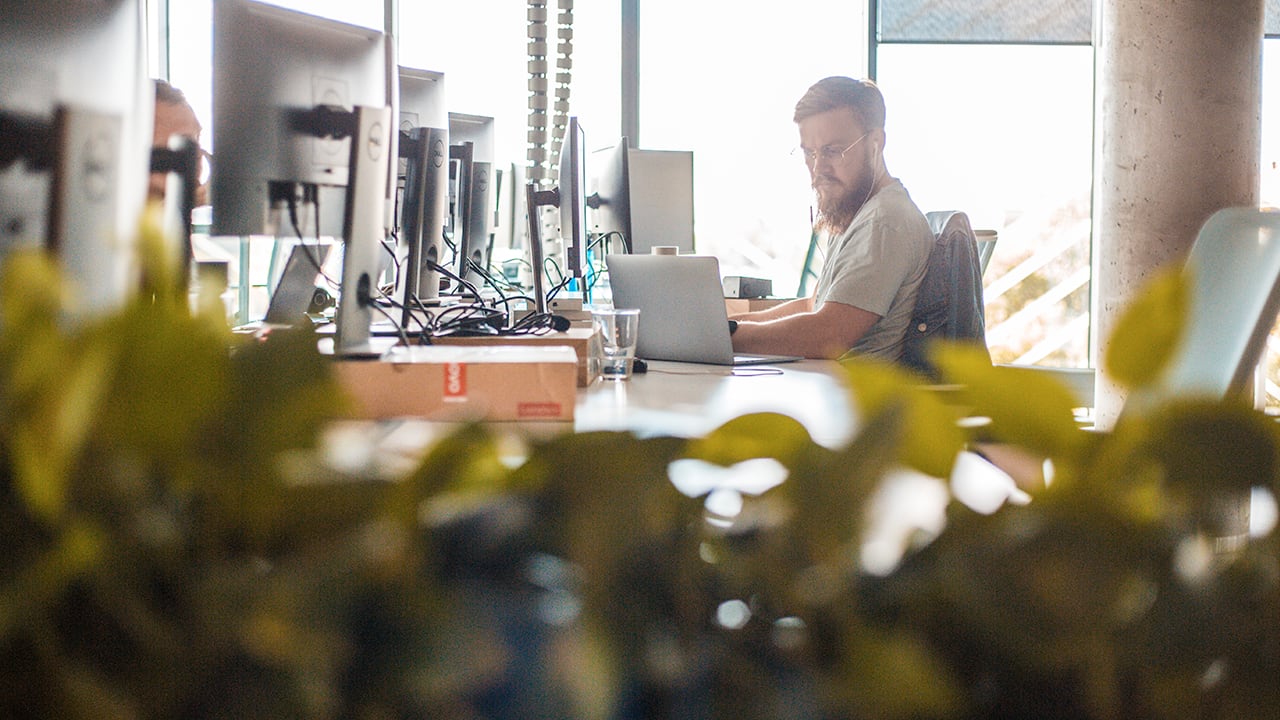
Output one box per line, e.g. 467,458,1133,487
627,149,695,255
447,113,496,290
498,161,527,251
212,0,392,356
212,0,388,237
445,143,495,291
559,116,589,278
523,116,592,310
0,0,151,314
394,67,448,319
588,137,632,254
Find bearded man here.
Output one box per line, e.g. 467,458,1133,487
730,76,933,362
150,79,208,206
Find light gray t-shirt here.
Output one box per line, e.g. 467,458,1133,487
812,179,933,362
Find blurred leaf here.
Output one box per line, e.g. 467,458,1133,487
1144,399,1280,495
1091,400,1280,537
935,344,1088,466
135,202,186,308
220,327,345,464
831,622,966,720
684,412,814,467
1104,265,1188,393
91,302,230,458
0,249,64,334
782,401,906,569
0,252,70,444
10,340,115,525
271,482,397,553
533,431,692,551
392,423,511,531
840,357,966,478
517,431,699,639
0,521,105,639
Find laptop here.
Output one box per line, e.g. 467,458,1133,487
233,243,330,333
605,254,801,366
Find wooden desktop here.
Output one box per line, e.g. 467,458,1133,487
326,358,859,479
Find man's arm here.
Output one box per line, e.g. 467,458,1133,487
731,300,879,359
728,296,813,322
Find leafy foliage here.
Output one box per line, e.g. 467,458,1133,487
1,239,1278,720
1104,263,1189,392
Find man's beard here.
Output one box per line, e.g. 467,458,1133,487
813,164,876,235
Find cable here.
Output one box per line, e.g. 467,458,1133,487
439,229,458,275
545,272,572,302
366,289,412,347
284,185,341,294
377,233,400,296
583,231,624,292
466,257,515,292
431,260,485,304
423,302,507,339
543,255,565,291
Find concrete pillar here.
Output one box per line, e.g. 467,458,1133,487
1092,0,1263,428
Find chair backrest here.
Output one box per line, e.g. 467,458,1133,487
975,230,998,276
900,210,991,379
1131,208,1280,409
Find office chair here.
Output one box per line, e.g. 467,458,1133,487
797,227,821,297
975,230,998,276
1124,207,1280,413
994,208,1280,419
974,208,1280,495
899,210,991,380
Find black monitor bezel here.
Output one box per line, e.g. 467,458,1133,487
559,116,588,278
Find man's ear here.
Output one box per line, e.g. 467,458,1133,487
869,129,886,156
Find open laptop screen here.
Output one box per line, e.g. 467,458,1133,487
606,254,799,366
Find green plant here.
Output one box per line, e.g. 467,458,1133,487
1,231,1277,719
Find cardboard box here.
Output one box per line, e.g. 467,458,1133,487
334,345,577,421
547,297,594,329
725,297,794,315
430,328,601,387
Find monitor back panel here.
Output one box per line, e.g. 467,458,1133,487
626,149,694,255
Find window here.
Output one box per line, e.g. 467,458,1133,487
1259,37,1280,408
876,44,1093,366
637,0,869,292
873,0,1094,367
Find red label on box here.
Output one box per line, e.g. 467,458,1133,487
518,402,564,418
443,362,466,402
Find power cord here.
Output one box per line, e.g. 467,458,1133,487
283,186,337,284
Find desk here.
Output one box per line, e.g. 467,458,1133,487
577,359,856,447
327,359,858,478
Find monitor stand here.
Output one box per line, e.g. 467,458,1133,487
47,106,128,313
397,125,447,328
333,104,392,358
524,182,556,315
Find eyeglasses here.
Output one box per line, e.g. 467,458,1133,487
794,132,869,166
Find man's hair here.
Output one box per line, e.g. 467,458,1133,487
793,76,886,131
154,79,190,108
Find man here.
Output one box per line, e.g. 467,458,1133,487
149,79,207,205
730,77,933,361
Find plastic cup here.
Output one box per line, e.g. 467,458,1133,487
591,307,641,380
